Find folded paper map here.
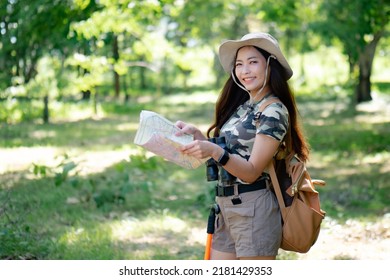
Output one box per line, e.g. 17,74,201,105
134,110,208,169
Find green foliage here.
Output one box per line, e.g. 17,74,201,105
32,163,49,177
311,0,389,101
32,154,79,186
1,0,388,106
0,0,98,89
314,0,389,64
28,56,60,98
65,53,110,93
0,99,97,124
0,99,42,123
54,161,78,187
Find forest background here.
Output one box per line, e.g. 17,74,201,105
0,0,389,260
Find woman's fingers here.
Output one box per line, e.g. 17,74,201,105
180,140,211,159
174,120,187,136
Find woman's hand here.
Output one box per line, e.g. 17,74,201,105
175,120,206,141
180,140,223,160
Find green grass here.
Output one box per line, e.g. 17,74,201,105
1,86,389,260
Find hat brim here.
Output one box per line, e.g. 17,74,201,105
218,37,293,80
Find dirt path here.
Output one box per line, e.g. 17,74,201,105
297,216,390,260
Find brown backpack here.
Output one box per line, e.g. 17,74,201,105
258,98,326,253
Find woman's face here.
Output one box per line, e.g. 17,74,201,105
234,46,269,94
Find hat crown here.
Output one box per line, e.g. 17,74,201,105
241,32,280,49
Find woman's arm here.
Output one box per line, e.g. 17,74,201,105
180,133,279,183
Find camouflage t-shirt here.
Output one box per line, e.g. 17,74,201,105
220,95,289,161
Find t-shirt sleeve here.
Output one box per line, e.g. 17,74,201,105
256,103,289,142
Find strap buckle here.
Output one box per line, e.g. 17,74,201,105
215,185,226,196
231,195,242,205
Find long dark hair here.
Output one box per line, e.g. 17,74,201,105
207,47,310,162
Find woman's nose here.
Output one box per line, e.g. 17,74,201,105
240,64,250,74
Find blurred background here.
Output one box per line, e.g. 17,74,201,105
0,0,389,260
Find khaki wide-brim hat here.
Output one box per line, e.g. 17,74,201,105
218,32,293,80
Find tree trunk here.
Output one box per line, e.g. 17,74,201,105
43,95,49,124
112,34,120,98
92,91,98,115
114,71,120,98
355,33,382,103
139,63,146,89
122,74,129,103
347,53,356,81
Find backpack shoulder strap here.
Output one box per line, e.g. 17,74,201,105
258,96,281,113
269,160,287,214
257,97,290,212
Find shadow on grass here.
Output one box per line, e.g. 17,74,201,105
1,88,389,260
2,143,388,259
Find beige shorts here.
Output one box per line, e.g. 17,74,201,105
212,188,282,258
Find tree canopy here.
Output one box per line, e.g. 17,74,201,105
0,0,389,122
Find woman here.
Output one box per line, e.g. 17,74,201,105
175,32,310,260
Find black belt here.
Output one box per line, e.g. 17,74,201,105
215,180,267,197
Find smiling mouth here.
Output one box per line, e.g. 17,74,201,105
243,77,256,82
